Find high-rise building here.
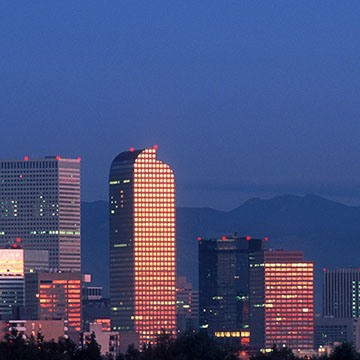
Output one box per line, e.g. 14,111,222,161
263,251,314,350
0,248,48,316
0,156,81,271
198,234,267,345
176,276,199,334
25,272,82,335
323,268,360,318
109,146,176,346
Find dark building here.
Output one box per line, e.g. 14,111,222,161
323,268,360,318
82,284,110,332
314,317,360,351
109,147,176,346
198,234,267,344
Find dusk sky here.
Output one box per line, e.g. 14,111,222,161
1,1,360,210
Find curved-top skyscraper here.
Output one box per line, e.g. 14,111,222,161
109,146,176,346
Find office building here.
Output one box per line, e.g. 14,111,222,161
0,156,81,271
25,272,82,336
109,146,176,346
263,251,314,350
198,234,267,345
0,248,48,316
176,276,199,334
314,317,360,351
82,283,110,332
323,268,360,318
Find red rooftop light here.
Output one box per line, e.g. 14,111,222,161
153,145,158,150
56,156,61,160
24,156,29,161
130,147,135,152
197,237,201,241
264,237,269,241
77,157,81,162
222,236,226,241
246,236,251,241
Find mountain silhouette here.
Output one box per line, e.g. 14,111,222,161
82,194,360,310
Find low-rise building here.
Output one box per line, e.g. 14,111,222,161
3,319,65,341
315,317,360,351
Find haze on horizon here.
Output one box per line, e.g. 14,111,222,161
1,1,360,211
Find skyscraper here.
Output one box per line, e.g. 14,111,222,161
198,234,267,344
263,251,314,350
109,146,176,346
323,268,360,318
0,157,81,271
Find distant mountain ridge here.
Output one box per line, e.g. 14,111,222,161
82,194,360,308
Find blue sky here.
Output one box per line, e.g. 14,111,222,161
1,1,360,209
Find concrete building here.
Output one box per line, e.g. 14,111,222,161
25,271,82,337
109,147,176,346
0,156,81,272
176,276,199,335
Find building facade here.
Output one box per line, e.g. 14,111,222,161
83,323,121,358
198,234,267,344
109,147,176,346
25,272,82,335
176,276,199,335
4,320,66,342
323,268,360,318
0,248,49,316
0,157,81,271
263,251,314,350
314,317,360,352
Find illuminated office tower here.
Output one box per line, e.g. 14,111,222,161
0,156,81,271
109,146,176,346
199,234,267,345
25,271,82,335
323,268,360,318
0,248,48,316
264,251,314,350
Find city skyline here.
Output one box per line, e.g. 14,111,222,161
1,0,360,357
2,2,360,210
